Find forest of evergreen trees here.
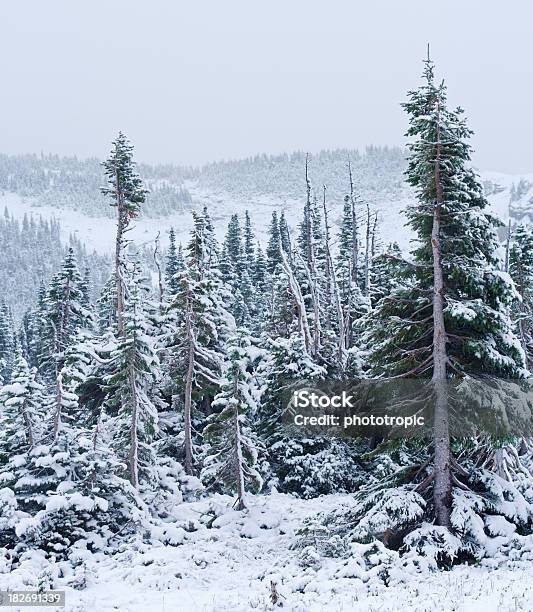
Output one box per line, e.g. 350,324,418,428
2,56,533,575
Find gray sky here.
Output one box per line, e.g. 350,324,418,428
1,0,531,173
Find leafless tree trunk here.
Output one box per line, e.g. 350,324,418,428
232,371,246,511
432,98,452,528
504,219,512,273
322,186,332,301
364,202,372,296
322,187,346,367
305,154,315,271
281,250,312,353
153,231,164,312
348,160,359,282
344,267,354,350
371,212,378,260
115,169,126,337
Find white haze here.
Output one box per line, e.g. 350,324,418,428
1,0,532,172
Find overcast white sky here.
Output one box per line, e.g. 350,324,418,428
1,1,531,172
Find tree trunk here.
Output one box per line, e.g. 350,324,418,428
364,202,372,296
371,212,378,260
322,191,346,367
21,399,35,448
128,361,139,488
53,272,71,440
504,219,512,273
281,250,312,353
305,154,314,270
183,298,195,475
233,372,246,510
432,100,452,528
115,169,126,337
53,370,63,440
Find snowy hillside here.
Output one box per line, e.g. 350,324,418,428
2,150,530,320
0,147,409,252
1,163,530,257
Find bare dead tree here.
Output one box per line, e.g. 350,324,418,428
504,219,512,273
348,160,359,282
322,185,346,367
364,201,372,296
153,231,164,312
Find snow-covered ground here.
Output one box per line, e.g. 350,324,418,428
2,492,532,612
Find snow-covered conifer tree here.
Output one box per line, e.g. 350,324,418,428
202,330,263,509
101,133,147,337
361,55,527,553
509,224,533,368
168,211,233,474
165,227,184,295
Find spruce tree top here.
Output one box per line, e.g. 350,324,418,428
369,56,526,380
101,132,147,221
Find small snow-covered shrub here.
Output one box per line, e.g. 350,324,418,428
318,485,426,550
403,524,462,568
269,438,365,498
298,545,322,569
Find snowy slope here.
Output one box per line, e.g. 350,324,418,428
1,170,528,258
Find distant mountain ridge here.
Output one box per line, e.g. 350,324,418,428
0,147,408,218
1,148,532,320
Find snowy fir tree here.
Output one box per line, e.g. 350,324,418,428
350,55,533,565
0,353,42,464
166,211,233,475
202,330,262,509
101,132,147,337
164,226,184,295
102,259,159,490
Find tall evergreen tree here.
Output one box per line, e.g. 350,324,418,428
165,227,183,295
0,353,43,464
168,213,233,474
243,210,255,272
266,211,282,273
367,55,526,532
101,132,147,336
